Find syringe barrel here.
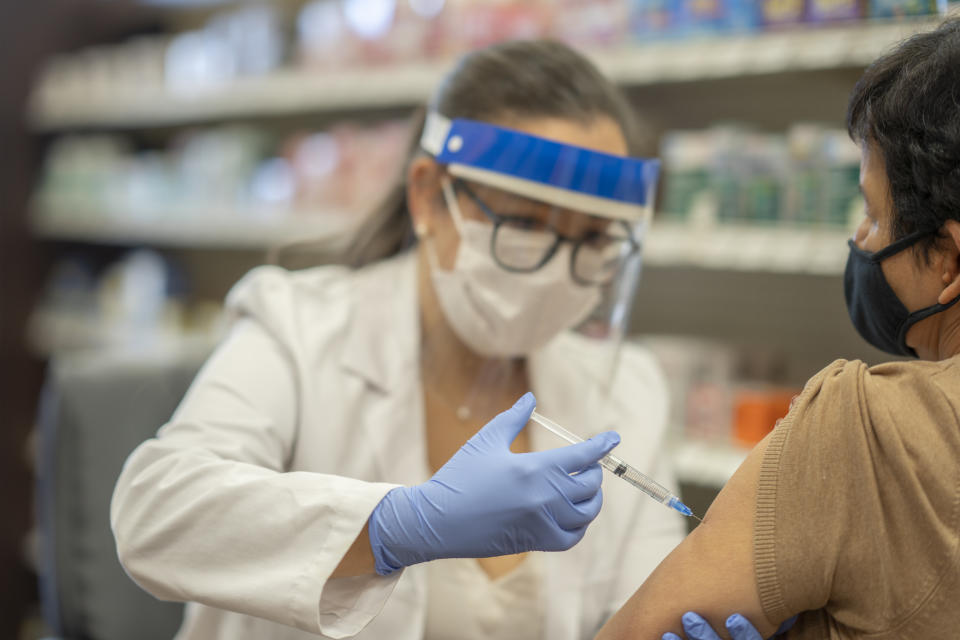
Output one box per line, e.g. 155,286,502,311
531,411,678,507
600,454,672,504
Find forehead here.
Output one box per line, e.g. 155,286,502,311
492,114,629,157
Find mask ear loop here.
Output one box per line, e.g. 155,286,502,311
419,176,466,273
440,176,467,235
415,220,441,272
867,227,939,262
419,176,475,273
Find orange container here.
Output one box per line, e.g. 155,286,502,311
733,389,798,446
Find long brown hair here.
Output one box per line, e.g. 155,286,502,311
276,39,640,270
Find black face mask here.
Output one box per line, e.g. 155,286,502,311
844,228,960,357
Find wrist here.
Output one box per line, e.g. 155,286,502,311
368,486,416,576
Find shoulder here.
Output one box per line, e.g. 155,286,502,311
861,358,960,423
223,253,415,349
785,357,959,445
763,355,960,531
778,358,866,439
224,263,352,347
798,356,957,404
758,359,960,628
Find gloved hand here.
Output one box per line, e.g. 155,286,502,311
662,612,798,640
368,392,620,575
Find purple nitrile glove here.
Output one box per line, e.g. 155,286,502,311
368,392,620,575
662,611,798,640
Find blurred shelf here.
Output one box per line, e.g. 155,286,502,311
29,18,940,130
644,222,850,275
30,61,449,130
670,438,751,488
593,17,937,84
28,308,220,357
31,203,360,249
33,203,851,273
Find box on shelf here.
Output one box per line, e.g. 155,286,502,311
732,387,797,445
629,0,682,40
868,0,945,16
657,124,861,227
759,0,807,27
805,0,864,22
641,335,798,446
551,0,629,49
34,118,411,234
678,0,761,35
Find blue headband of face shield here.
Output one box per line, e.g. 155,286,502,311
420,112,660,222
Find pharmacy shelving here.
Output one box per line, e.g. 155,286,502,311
29,18,940,130
643,222,851,274
32,205,852,274
31,202,360,250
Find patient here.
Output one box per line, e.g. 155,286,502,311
597,17,960,640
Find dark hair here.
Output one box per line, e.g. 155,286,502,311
337,39,641,268
847,17,960,260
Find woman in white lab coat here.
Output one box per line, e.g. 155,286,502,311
111,40,685,640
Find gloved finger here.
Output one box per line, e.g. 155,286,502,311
553,522,589,550
553,486,603,530
542,430,620,473
774,616,798,636
564,463,603,503
725,614,763,640
662,634,684,640
476,392,537,448
681,611,724,640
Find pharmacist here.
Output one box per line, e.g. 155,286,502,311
111,39,687,640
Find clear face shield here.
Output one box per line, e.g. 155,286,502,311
417,113,659,427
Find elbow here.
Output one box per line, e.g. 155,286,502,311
111,494,180,603
110,473,151,592
110,456,175,601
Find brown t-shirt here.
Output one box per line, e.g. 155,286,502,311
754,358,960,639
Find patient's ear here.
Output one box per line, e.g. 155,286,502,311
937,220,960,305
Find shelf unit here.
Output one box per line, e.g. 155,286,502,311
29,18,939,130
31,202,359,249
32,207,852,274
642,222,849,275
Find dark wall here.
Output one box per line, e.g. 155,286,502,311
0,2,157,635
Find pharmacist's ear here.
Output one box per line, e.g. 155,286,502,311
937,219,960,305
407,156,445,236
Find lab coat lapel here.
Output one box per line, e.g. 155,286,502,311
339,252,429,487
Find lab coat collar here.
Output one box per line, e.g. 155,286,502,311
339,251,420,394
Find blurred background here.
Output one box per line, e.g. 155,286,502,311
1,0,952,637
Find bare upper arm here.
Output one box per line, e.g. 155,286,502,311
595,435,778,640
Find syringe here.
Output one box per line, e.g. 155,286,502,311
529,410,696,518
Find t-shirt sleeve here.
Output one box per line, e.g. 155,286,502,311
754,358,874,625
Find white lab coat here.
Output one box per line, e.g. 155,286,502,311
111,251,684,640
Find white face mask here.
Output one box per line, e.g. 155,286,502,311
425,178,602,358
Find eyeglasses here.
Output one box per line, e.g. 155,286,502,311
454,179,640,286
